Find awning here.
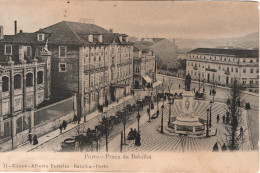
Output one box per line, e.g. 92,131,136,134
142,76,152,83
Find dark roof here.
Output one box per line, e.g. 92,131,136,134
0,21,132,45
188,48,259,58
0,33,38,44
134,43,151,51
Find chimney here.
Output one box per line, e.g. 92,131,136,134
14,21,17,35
109,29,113,33
172,39,175,45
0,26,3,39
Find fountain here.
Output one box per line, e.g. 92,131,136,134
168,74,206,136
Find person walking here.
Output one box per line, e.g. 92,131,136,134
213,142,219,152
226,116,230,124
33,135,38,145
179,84,181,89
59,124,63,134
217,114,220,123
221,143,227,151
240,127,243,136
28,133,32,144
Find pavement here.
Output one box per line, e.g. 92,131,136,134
12,95,134,152
112,100,251,152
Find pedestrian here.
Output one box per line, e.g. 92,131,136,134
226,116,230,124
213,142,219,152
33,135,38,145
221,143,227,151
62,120,67,130
222,115,225,123
59,124,63,133
215,129,217,136
209,90,212,96
240,127,243,136
117,98,119,103
28,133,32,144
78,117,81,124
217,114,220,123
193,88,195,93
135,133,141,147
179,84,180,89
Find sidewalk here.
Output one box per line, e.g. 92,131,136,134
100,101,164,152
12,95,133,152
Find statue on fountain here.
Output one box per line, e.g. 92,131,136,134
185,73,191,91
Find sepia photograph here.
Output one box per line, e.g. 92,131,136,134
0,0,258,172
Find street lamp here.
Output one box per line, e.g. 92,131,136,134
206,108,210,137
209,100,213,127
137,106,141,134
120,131,123,152
168,97,174,126
161,104,164,133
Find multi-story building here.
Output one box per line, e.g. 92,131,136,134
32,21,133,119
133,44,157,89
0,24,51,141
186,48,259,93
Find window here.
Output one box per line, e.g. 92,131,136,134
250,59,253,63
59,63,67,72
243,68,246,73
257,69,259,73
219,66,221,70
25,46,31,57
236,68,238,73
2,76,9,92
26,73,33,87
14,74,22,89
59,46,67,58
37,34,44,41
5,45,12,55
37,71,43,84
243,58,246,63
231,67,233,72
250,68,253,74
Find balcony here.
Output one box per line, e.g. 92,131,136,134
206,68,217,72
225,70,230,75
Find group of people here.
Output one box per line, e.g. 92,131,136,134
59,120,67,134
213,142,227,152
127,128,141,146
28,133,38,145
216,114,230,124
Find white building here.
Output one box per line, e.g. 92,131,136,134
186,48,259,93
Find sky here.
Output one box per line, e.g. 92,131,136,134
0,0,258,39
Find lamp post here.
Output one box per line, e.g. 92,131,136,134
161,104,164,133
120,131,123,152
206,108,210,137
137,106,141,134
209,100,213,127
168,97,174,126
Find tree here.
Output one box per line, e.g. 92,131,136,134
224,81,246,151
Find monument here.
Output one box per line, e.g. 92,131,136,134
168,74,206,136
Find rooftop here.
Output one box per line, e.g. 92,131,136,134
188,48,259,58
0,21,132,45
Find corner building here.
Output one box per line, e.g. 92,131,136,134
186,48,259,93
36,21,133,117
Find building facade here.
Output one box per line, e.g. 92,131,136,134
33,21,133,118
133,44,157,89
0,28,51,141
186,48,259,93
